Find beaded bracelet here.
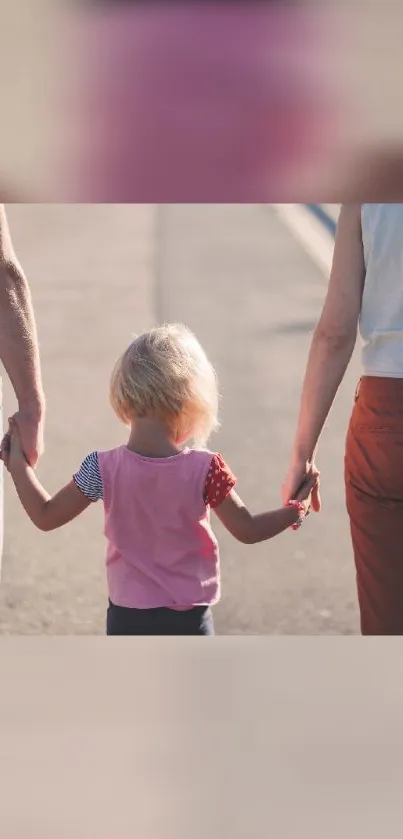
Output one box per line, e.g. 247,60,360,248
287,500,306,531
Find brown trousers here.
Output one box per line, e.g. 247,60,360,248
345,376,403,634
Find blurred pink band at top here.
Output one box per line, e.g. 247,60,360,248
67,2,336,202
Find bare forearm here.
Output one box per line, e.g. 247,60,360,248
292,330,355,465
289,204,364,468
0,262,44,412
10,462,50,529
244,505,298,544
0,207,44,412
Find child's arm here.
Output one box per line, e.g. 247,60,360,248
4,418,92,531
213,475,317,544
10,464,91,531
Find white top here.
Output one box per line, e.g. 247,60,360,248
360,204,403,377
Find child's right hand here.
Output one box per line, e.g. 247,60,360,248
295,470,320,517
0,431,10,469
2,418,27,472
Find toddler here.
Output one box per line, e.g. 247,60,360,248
3,323,317,635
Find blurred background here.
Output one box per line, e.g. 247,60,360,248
1,0,403,201
0,203,362,635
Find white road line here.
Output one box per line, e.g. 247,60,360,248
321,204,341,224
272,204,335,277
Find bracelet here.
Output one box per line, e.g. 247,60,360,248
287,500,305,531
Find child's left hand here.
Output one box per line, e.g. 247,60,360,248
295,470,320,517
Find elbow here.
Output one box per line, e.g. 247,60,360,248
37,518,58,533
33,500,55,532
236,529,257,545
36,519,50,532
34,513,54,532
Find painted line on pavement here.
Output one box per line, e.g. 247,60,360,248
305,204,337,236
272,204,336,277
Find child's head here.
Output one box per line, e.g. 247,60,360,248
110,323,219,447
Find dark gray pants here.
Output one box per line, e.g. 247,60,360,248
107,600,215,636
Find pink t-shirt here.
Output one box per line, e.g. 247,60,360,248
74,446,236,610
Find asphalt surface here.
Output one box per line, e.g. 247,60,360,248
0,204,361,634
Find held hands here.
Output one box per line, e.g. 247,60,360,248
282,459,322,513
293,470,320,517
1,417,28,472
285,469,320,532
0,408,43,470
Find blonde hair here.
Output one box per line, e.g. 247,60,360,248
110,323,220,447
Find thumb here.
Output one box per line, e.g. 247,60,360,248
311,480,321,512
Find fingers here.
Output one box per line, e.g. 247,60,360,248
5,417,16,440
3,417,20,456
9,413,41,467
8,416,17,433
27,450,39,468
283,463,321,515
0,432,11,468
307,471,320,489
8,416,22,445
311,480,322,512
296,472,319,499
1,431,10,447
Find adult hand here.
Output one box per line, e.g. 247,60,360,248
294,469,320,516
3,405,44,468
282,458,321,512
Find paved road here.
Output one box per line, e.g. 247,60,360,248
0,204,361,634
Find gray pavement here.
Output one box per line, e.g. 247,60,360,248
0,204,361,634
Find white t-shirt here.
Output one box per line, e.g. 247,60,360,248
360,203,403,377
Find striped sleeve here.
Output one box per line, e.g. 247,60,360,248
73,451,103,502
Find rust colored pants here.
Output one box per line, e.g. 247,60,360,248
345,376,403,634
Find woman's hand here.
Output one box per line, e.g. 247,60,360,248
293,468,320,516
282,459,322,512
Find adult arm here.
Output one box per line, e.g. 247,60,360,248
0,205,45,465
282,203,365,507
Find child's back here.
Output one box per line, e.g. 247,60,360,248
98,445,219,610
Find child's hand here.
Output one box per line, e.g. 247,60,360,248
295,470,320,517
0,431,11,469
3,417,27,472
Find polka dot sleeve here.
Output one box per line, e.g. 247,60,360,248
203,453,237,508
